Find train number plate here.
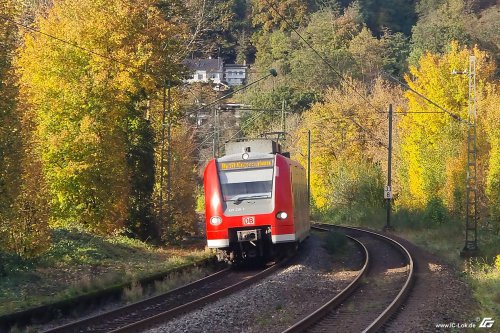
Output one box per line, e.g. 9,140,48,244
242,216,255,225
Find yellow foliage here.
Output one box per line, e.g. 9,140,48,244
481,84,500,232
292,77,405,213
399,41,496,215
15,0,186,234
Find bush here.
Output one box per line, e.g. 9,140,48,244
0,252,34,276
424,197,448,225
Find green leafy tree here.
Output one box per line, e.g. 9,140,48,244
124,90,157,241
357,0,416,36
241,6,366,136
348,27,385,80
381,31,410,77
409,0,471,65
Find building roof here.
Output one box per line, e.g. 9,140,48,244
224,64,247,69
183,58,223,72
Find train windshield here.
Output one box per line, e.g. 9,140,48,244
218,167,274,201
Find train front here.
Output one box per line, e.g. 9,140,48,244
203,141,294,263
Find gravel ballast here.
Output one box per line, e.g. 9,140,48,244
145,233,362,333
383,233,480,333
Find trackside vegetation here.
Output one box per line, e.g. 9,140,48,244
0,228,212,317
0,0,498,326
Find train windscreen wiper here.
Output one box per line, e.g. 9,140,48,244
232,194,271,202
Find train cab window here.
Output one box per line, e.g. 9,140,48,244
219,168,273,201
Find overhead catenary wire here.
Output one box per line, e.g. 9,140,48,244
382,72,466,123
0,15,152,75
185,70,279,155
260,0,396,150
0,14,186,84
184,69,278,119
192,100,283,157
193,106,266,155
263,0,465,124
263,0,384,115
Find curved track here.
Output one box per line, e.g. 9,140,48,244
43,260,287,333
284,224,414,333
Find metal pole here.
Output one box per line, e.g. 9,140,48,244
166,81,172,219
212,137,216,159
281,100,286,135
461,55,479,256
384,104,394,231
213,106,219,158
307,130,311,209
159,83,166,219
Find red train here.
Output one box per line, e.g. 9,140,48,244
203,139,310,263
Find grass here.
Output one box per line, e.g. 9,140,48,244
315,206,500,322
467,258,500,320
122,266,211,303
0,228,213,316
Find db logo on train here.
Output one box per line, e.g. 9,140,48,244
242,216,255,225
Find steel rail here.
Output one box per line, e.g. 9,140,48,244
109,258,289,333
353,226,415,333
283,223,414,333
43,268,231,333
1,258,215,332
282,225,369,333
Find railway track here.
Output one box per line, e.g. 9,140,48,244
284,224,414,333
43,260,287,333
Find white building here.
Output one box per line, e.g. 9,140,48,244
224,63,247,86
183,58,223,84
183,58,248,87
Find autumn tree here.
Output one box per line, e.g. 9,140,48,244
159,121,198,241
466,5,500,75
16,0,186,236
0,0,51,258
0,0,19,212
0,0,23,252
398,42,496,223
292,77,406,221
251,0,313,32
481,84,500,233
181,0,243,62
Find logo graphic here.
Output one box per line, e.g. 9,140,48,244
479,317,495,328
242,216,255,225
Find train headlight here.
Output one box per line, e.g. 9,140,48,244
242,152,250,160
209,216,222,226
276,211,288,220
